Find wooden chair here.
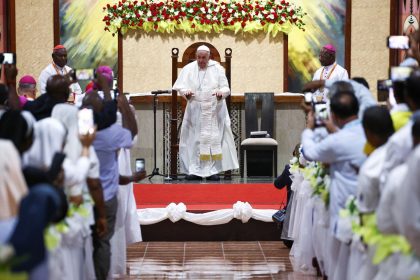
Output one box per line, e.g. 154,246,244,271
170,43,232,177
240,93,278,178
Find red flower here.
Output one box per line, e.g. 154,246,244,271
241,21,246,28
113,4,117,9
192,23,196,28
154,23,158,29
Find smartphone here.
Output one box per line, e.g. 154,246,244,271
75,69,95,80
390,66,413,81
78,108,94,135
304,92,313,104
314,103,329,126
377,79,392,91
0,53,16,64
387,35,410,49
113,78,118,90
135,158,145,172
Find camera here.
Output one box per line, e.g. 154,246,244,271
304,92,313,104
0,53,16,64
78,108,95,135
135,158,145,172
75,69,95,80
377,79,393,102
314,102,330,127
305,92,330,127
387,35,410,49
390,66,413,81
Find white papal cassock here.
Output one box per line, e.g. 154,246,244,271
173,59,239,177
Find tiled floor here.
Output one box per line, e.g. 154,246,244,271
120,241,320,279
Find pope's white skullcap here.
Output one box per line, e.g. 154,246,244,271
197,45,210,53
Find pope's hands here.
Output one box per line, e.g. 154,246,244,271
184,91,194,100
212,91,223,100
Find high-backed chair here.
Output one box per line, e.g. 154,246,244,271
170,43,232,177
240,93,278,177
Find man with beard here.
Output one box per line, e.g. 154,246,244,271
312,44,349,102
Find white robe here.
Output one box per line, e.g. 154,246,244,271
173,60,239,177
110,111,142,278
312,62,349,101
356,145,387,213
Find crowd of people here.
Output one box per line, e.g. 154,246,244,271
0,45,145,280
276,32,420,279
1,31,420,280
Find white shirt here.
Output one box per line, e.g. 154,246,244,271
356,144,387,213
38,63,82,97
377,163,407,235
380,120,413,191
302,120,366,235
398,146,420,256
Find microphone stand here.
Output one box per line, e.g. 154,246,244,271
147,91,167,181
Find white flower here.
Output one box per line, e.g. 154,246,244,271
181,7,186,11
324,176,331,189
139,11,144,16
228,8,233,13
234,12,239,17
316,176,323,185
118,6,122,11
170,8,174,13
174,11,179,16
201,7,206,13
213,15,218,20
281,16,286,22
188,8,194,13
214,6,220,13
126,14,131,19
147,10,152,17
289,157,298,165
268,14,274,19
242,11,246,16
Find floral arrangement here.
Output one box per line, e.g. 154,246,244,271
303,162,330,206
102,0,306,37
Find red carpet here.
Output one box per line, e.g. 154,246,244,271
133,183,287,211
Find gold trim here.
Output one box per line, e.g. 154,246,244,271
200,154,211,161
212,154,223,161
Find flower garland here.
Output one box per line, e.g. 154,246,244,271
103,0,306,37
303,162,330,206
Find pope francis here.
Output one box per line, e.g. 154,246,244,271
173,45,239,181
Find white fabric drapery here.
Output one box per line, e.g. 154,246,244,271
137,201,277,225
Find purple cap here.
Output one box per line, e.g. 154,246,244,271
19,75,36,85
323,44,336,53
96,65,113,76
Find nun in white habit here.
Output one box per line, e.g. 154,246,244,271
173,45,238,179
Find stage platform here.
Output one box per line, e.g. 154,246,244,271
134,176,287,241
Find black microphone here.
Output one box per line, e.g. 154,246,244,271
151,89,171,94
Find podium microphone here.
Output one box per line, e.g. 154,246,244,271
151,89,171,94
